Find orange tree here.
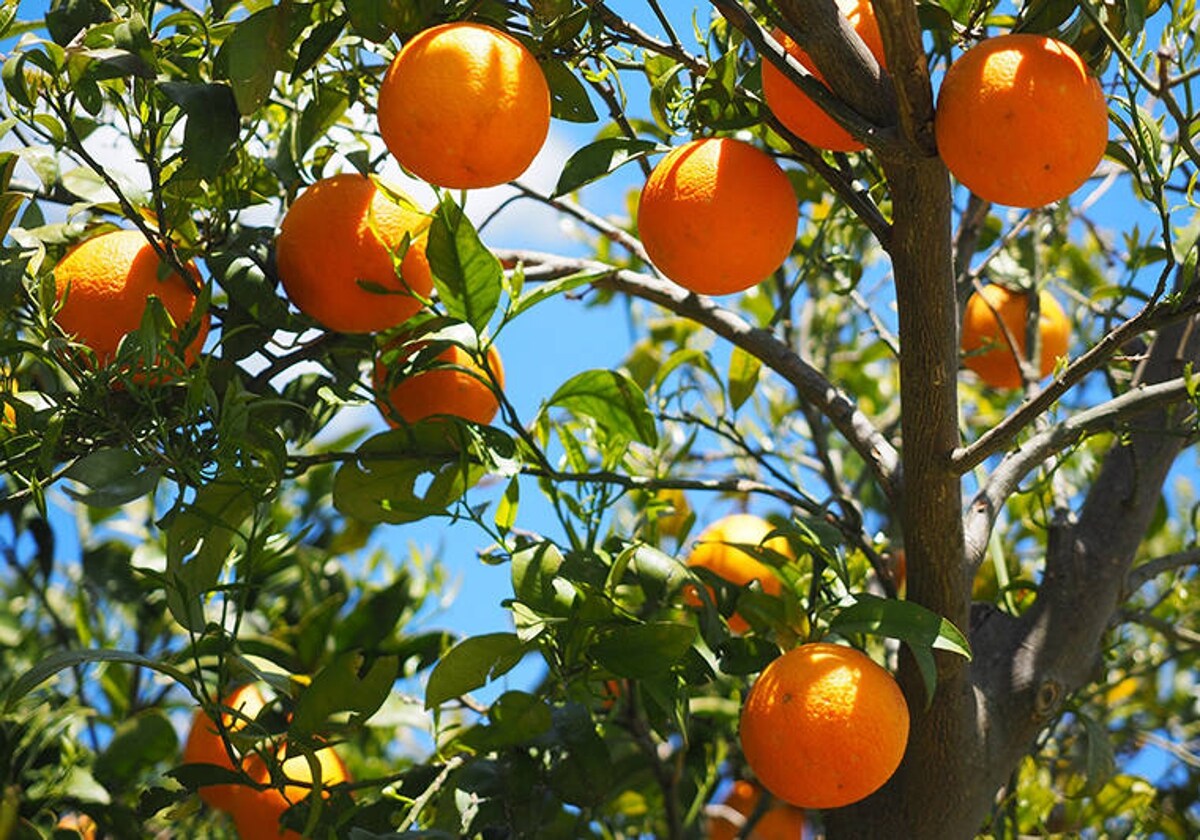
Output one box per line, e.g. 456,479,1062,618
0,1,1197,838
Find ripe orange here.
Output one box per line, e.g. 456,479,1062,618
231,745,350,840
740,642,909,809
685,513,793,634
275,173,433,334
707,780,806,840
760,0,887,151
960,284,1070,389
638,138,798,296
55,813,97,839
935,33,1108,207
182,683,269,813
377,22,551,189
375,343,505,426
52,229,209,369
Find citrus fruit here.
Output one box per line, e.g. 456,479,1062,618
377,22,551,189
231,744,350,840
55,814,97,840
707,780,806,840
638,138,798,296
685,513,793,634
960,284,1069,389
760,0,886,151
375,342,504,426
934,33,1108,207
739,642,909,809
182,683,269,812
275,173,433,334
52,229,209,369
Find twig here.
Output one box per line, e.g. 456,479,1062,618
495,249,903,501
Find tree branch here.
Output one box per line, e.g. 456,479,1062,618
1126,547,1200,593
869,0,938,154
963,376,1195,570
493,249,903,502
951,277,1200,474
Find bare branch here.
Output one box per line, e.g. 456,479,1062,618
951,279,1200,474
1126,547,1200,592
963,376,1196,569
869,0,938,154
494,249,903,502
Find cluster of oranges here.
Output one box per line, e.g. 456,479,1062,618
680,511,909,815
42,12,1096,402
180,684,350,839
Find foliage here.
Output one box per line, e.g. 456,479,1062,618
0,0,1197,838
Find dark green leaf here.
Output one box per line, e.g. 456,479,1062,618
553,137,659,197
215,4,290,114
427,196,502,332
291,653,399,737
830,594,971,707
547,369,658,446
159,82,240,179
46,0,109,45
541,59,597,123
94,710,178,787
425,632,527,709
292,16,347,81
461,690,553,749
590,622,695,679
331,425,486,525
165,479,257,631
63,448,162,508
511,541,567,612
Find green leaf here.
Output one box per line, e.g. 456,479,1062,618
1070,712,1117,797
333,577,413,652
94,710,178,787
510,268,606,317
546,369,658,446
4,648,190,712
46,0,109,45
494,475,519,535
727,346,762,411
589,622,696,679
290,652,399,737
553,138,659,197
215,4,290,114
159,82,240,180
63,448,162,508
331,425,488,525
425,632,527,709
543,703,613,807
292,16,347,81
427,196,503,332
460,690,553,750
541,59,598,123
830,593,972,707
511,541,568,612
164,479,257,631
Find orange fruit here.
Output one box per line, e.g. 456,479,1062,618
638,138,798,296
52,229,209,369
707,780,806,840
739,642,909,809
960,284,1070,389
377,22,551,189
375,343,504,426
55,814,97,840
760,0,886,151
275,173,433,334
935,33,1109,207
182,683,269,813
685,513,793,634
231,745,350,840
